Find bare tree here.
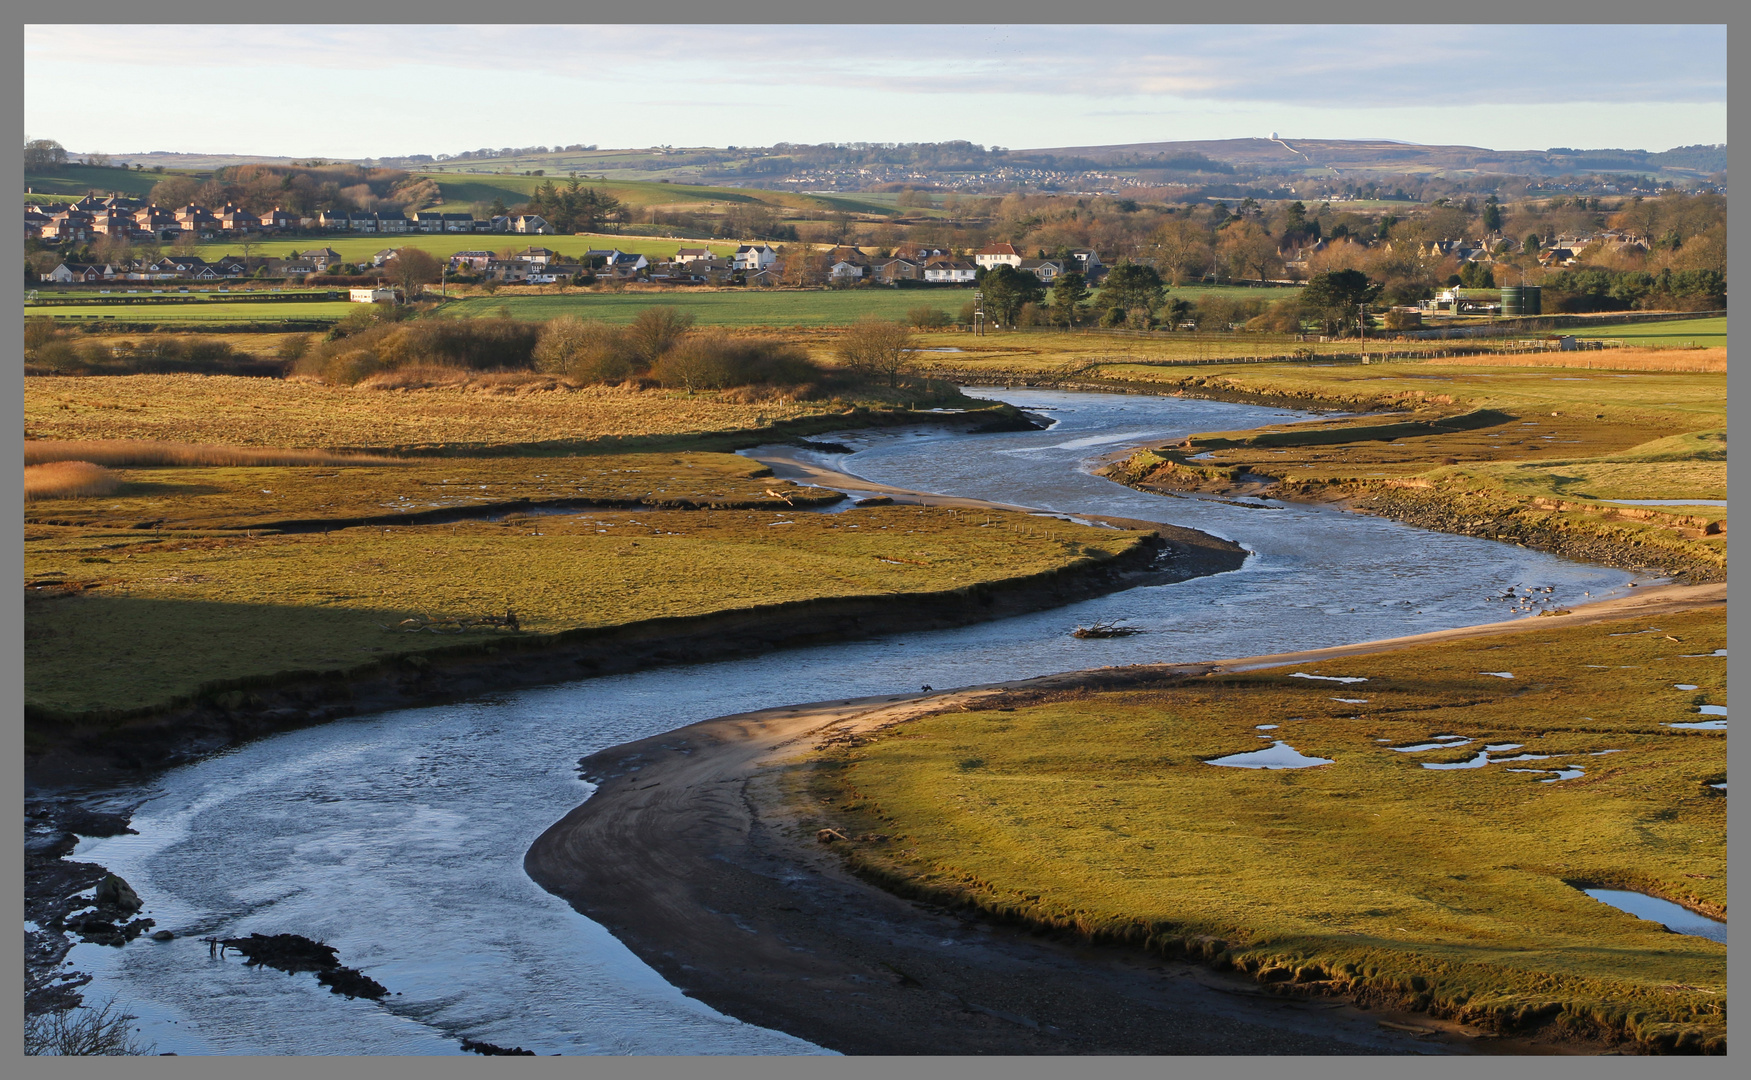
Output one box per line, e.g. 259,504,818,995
835,319,917,388
382,247,442,303
24,997,155,1056
623,307,696,371
1216,221,1283,283
1147,218,1214,285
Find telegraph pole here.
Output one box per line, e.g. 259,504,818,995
973,290,986,337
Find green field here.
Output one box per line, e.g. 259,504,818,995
24,300,358,324
439,288,978,327
1566,316,1728,349
26,164,182,199
812,608,1727,1052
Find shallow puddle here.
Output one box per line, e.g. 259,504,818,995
1392,740,1471,753
1331,697,1369,704
1289,673,1367,684
1675,684,1699,691
1582,889,1726,944
1478,671,1514,679
1204,741,1333,769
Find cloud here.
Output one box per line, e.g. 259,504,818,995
27,23,1725,106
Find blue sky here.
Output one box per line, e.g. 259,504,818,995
24,24,1727,159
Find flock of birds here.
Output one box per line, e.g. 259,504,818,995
1491,584,1563,614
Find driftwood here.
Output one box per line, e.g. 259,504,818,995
763,488,796,507
1072,621,1145,639
380,609,521,634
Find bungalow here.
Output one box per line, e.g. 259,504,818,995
44,262,109,283
748,264,783,286
974,243,1023,270
733,243,779,270
596,250,649,271
828,259,866,281
673,246,713,264
509,214,551,235
277,261,319,277
692,258,736,284
449,250,494,270
1018,257,1067,283
824,245,869,266
923,258,977,284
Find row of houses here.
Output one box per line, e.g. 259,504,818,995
25,191,554,245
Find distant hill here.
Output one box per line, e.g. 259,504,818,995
1012,138,1724,179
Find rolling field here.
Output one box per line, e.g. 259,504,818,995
26,164,181,199
810,608,1727,1052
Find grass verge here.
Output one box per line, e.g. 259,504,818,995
804,607,1727,1053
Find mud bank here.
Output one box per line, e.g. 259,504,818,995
25,526,1246,791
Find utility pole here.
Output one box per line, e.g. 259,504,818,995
973,290,986,337
1358,302,1369,362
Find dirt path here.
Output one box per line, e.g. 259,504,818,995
525,584,1720,1055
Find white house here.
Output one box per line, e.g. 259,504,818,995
828,260,866,281
923,259,977,284
733,243,779,271
674,246,713,264
509,214,551,235
974,243,1023,270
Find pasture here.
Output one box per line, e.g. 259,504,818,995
1566,316,1728,349
809,608,1727,1052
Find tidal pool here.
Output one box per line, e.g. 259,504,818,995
1205,741,1334,770
1582,890,1727,944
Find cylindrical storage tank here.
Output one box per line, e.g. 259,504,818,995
1521,285,1541,315
1501,285,1524,316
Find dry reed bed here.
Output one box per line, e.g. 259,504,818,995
24,440,403,468
1430,347,1726,373
23,374,843,450
24,462,120,501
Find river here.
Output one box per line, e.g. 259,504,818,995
57,387,1642,1055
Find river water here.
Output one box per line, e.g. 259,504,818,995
59,388,1642,1055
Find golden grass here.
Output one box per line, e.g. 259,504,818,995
23,507,1149,716
23,439,402,468
1431,347,1726,373
22,375,851,453
811,608,1727,1052
24,462,120,501
23,453,843,530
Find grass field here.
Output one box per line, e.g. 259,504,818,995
22,452,843,530
26,165,180,199
437,289,976,327
24,300,357,324
22,375,858,452
24,505,1146,717
809,608,1727,1052
1566,317,1728,349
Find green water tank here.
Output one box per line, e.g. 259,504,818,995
1501,285,1541,316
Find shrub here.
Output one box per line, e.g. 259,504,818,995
533,316,636,382
24,461,120,500
652,332,820,393
907,305,953,328
24,997,155,1056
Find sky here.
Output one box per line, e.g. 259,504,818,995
24,24,1727,159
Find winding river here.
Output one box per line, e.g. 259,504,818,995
58,388,1642,1055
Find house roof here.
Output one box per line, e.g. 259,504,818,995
978,244,1021,255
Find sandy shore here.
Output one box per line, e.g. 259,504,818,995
525,581,1722,1054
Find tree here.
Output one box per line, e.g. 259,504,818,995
1046,272,1090,327
1482,195,1502,233
1300,268,1378,335
1146,218,1214,285
623,307,696,370
835,319,917,388
382,247,442,302
24,138,67,171
1216,221,1282,283
977,264,1043,325
1098,262,1165,323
